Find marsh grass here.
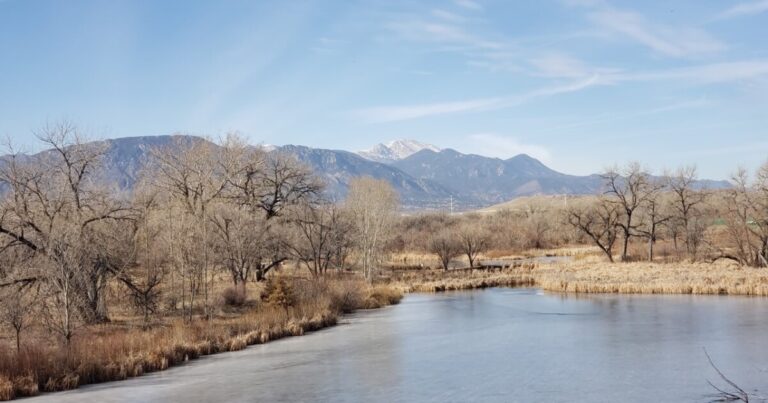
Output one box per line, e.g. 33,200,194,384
393,251,768,298
392,266,536,293
0,278,402,400
534,260,768,296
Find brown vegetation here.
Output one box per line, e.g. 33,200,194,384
0,125,406,400
0,277,402,400
533,258,768,296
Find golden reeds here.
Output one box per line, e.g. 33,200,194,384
534,260,768,296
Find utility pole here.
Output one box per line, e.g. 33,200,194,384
450,195,454,215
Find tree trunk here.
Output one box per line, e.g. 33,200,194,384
622,231,630,261
648,237,654,262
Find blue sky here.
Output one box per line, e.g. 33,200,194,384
1,0,767,179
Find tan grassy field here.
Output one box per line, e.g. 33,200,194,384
533,258,768,296
476,194,598,214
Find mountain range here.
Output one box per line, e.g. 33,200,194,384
8,136,731,211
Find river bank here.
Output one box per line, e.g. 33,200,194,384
25,288,768,403
394,256,768,297
0,279,403,401
4,256,768,401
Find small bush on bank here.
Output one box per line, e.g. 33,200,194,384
263,279,295,310
222,286,247,307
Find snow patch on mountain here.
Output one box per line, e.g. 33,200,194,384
358,139,441,163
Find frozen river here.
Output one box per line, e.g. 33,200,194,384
31,288,768,402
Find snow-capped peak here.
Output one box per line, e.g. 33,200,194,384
358,139,441,163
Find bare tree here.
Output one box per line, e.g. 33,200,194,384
227,148,322,219
458,222,490,268
147,135,228,319
521,204,552,249
603,163,661,261
429,230,462,270
0,284,36,352
286,202,352,277
111,191,167,325
567,198,621,262
345,177,399,281
0,122,132,325
211,205,259,285
636,191,672,261
223,139,322,280
719,165,768,267
667,166,708,260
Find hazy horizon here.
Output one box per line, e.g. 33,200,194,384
1,0,767,180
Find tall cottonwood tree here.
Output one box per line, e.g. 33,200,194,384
0,122,132,328
720,165,768,267
567,198,621,262
458,222,490,268
286,202,353,277
345,177,398,281
636,192,672,261
429,230,462,270
148,135,229,320
221,138,321,281
667,166,708,260
603,163,661,261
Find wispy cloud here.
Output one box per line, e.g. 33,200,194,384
538,98,713,133
388,19,503,50
528,52,620,79
464,133,552,162
609,60,768,84
431,9,466,23
454,0,483,11
588,8,725,57
717,0,768,19
355,98,504,123
354,76,599,123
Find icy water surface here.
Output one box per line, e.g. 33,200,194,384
32,288,768,402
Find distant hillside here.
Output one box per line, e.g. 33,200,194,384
477,194,598,213
275,145,460,208
392,149,604,204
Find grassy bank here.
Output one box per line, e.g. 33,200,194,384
394,256,768,297
392,266,536,292
533,259,768,296
0,279,403,401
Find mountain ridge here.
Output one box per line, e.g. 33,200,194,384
4,135,731,210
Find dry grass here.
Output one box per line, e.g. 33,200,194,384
0,278,402,400
533,260,768,296
391,266,536,293
389,251,768,298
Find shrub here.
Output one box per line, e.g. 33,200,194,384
364,285,404,308
263,278,295,310
328,281,365,313
222,286,246,307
